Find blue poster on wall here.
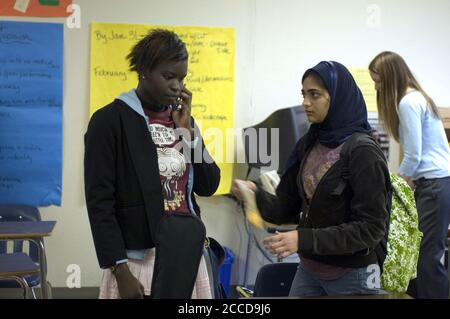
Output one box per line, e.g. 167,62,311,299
0,21,63,206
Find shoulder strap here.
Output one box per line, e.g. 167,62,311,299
390,174,416,217
340,133,390,270
339,133,379,179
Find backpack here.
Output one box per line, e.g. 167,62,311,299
204,237,227,299
340,133,423,293
381,174,422,292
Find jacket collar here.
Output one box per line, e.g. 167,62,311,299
117,89,147,119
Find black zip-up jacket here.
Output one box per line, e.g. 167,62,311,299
255,132,391,268
84,100,220,268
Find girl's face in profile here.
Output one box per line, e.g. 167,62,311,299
301,75,330,124
369,70,381,91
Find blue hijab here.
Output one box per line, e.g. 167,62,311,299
303,61,372,148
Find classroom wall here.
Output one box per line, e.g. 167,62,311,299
2,0,450,289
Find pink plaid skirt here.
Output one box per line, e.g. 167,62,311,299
99,248,212,299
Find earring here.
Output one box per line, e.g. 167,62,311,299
141,75,146,80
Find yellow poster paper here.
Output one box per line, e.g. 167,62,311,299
349,68,377,113
90,22,235,195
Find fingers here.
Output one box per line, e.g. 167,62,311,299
181,86,192,97
172,86,192,115
263,234,281,251
267,244,287,256
268,244,293,258
174,98,188,112
268,242,285,255
263,234,276,246
263,233,296,258
231,180,243,199
231,179,256,200
244,181,257,191
180,86,192,109
279,250,293,259
139,283,145,299
270,240,285,250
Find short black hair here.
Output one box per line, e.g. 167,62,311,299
127,29,188,75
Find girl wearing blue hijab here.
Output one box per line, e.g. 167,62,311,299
304,61,372,148
232,61,391,297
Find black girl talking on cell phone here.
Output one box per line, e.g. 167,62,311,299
84,29,220,299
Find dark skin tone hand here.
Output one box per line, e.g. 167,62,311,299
113,263,145,299
172,86,195,140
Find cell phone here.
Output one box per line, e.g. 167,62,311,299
171,97,182,111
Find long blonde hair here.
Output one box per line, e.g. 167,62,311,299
369,51,440,142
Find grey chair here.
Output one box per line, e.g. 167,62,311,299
0,205,46,298
0,252,39,298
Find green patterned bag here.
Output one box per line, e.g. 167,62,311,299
381,174,423,292
339,134,423,293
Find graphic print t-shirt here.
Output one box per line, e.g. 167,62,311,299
144,107,190,214
299,141,351,281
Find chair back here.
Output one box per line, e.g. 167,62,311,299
0,205,41,262
253,262,298,297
